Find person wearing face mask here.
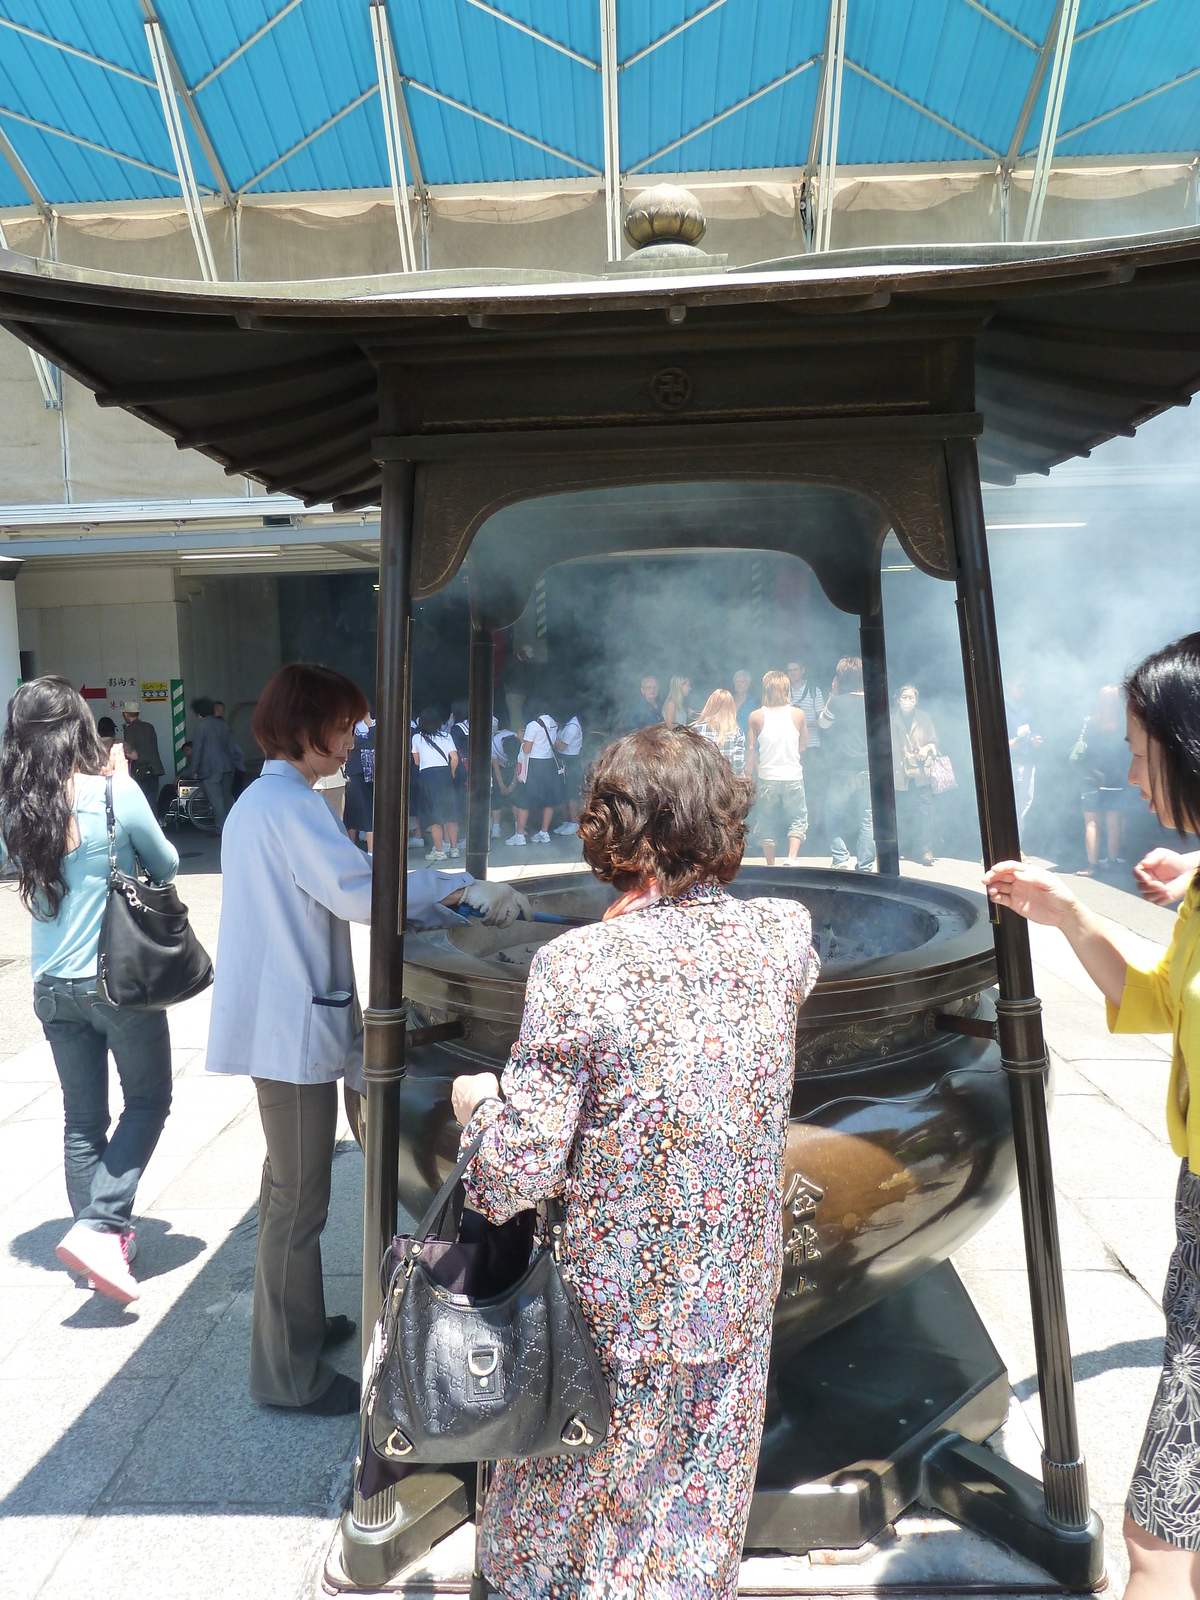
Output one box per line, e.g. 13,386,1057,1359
984,634,1200,1600
205,663,529,1416
891,683,940,867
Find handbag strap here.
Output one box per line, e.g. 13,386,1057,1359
104,776,118,878
406,1114,565,1268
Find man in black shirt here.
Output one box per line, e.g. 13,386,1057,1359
626,675,661,731
819,657,875,871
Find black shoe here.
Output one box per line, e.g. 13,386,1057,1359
289,1374,360,1416
323,1314,357,1352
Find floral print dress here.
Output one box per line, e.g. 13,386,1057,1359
461,881,819,1600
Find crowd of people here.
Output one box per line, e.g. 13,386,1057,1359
4,632,1200,1599
622,656,950,871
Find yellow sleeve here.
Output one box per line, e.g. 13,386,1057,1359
1105,887,1197,1035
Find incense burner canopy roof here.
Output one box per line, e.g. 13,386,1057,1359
2,228,1200,552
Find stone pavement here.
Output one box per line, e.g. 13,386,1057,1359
0,831,1182,1598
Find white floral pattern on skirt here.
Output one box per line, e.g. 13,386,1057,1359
1127,1160,1200,1548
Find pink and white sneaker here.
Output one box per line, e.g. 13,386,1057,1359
57,1222,139,1303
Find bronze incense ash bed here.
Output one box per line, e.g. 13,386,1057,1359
8,209,1200,1589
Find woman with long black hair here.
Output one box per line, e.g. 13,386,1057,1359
985,633,1200,1600
0,677,179,1305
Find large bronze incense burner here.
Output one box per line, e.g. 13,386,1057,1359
9,221,1200,1590
396,868,1011,1353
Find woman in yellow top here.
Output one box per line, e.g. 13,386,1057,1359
985,633,1200,1600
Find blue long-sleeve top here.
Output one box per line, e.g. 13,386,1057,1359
29,771,179,980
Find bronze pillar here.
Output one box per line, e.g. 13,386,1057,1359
466,615,494,880
860,608,899,875
343,459,468,1584
946,435,1091,1531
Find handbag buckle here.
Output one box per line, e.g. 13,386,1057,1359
561,1416,594,1448
382,1427,413,1458
467,1347,499,1378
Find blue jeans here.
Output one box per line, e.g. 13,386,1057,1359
35,977,172,1233
826,770,875,870
754,776,808,850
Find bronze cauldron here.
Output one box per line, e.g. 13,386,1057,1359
376,866,1014,1354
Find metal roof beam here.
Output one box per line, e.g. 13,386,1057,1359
600,0,621,261
143,19,219,278
1007,0,1063,162
628,55,819,174
957,0,1037,49
844,62,1000,158
620,0,730,71
369,0,417,272
813,0,848,254
239,87,380,192
0,17,155,87
1075,0,1158,42
194,0,307,93
0,107,188,187
460,0,598,70
1055,63,1200,144
139,3,234,206
0,215,60,407
402,80,601,176
0,125,51,221
1023,0,1081,240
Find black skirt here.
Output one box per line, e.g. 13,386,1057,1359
515,755,562,812
417,765,457,828
345,774,374,832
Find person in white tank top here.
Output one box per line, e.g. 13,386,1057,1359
747,670,808,865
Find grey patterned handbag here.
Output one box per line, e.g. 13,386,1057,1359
360,1127,610,1478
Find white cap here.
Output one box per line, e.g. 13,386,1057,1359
121,701,140,713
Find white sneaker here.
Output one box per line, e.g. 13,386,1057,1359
506,833,526,848
491,823,501,838
532,830,551,844
425,847,447,862
448,845,460,858
57,1221,139,1304
553,823,578,835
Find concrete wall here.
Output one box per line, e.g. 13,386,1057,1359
175,573,283,760
15,565,182,776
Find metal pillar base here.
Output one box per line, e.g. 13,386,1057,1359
746,1262,1104,1591
340,1473,468,1590
923,1436,1104,1592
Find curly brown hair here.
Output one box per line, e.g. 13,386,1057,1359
578,725,754,896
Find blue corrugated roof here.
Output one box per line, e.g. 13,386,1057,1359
0,0,1195,209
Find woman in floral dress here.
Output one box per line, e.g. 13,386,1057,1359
451,724,819,1600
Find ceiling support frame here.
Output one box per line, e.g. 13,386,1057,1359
0,125,51,222
813,0,848,254
144,19,219,279
1023,0,1081,241
370,0,417,273
600,0,621,262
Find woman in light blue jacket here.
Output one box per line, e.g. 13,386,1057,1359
206,663,527,1415
0,678,180,1306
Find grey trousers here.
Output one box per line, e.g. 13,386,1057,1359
202,771,235,832
250,1078,339,1407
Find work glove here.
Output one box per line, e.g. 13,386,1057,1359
460,880,532,928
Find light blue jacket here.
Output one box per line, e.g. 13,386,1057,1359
205,760,469,1089
28,772,179,980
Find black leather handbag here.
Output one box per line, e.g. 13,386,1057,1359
95,778,214,1009
360,1126,611,1481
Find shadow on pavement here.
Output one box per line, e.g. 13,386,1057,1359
0,1144,363,1521
1013,1335,1165,1402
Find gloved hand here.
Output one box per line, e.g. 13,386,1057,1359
460,880,532,928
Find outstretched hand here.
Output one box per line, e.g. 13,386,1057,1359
982,859,1078,928
1134,848,1197,907
104,742,129,778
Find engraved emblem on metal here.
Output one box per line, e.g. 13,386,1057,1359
784,1173,824,1221
650,367,693,410
784,1223,821,1267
